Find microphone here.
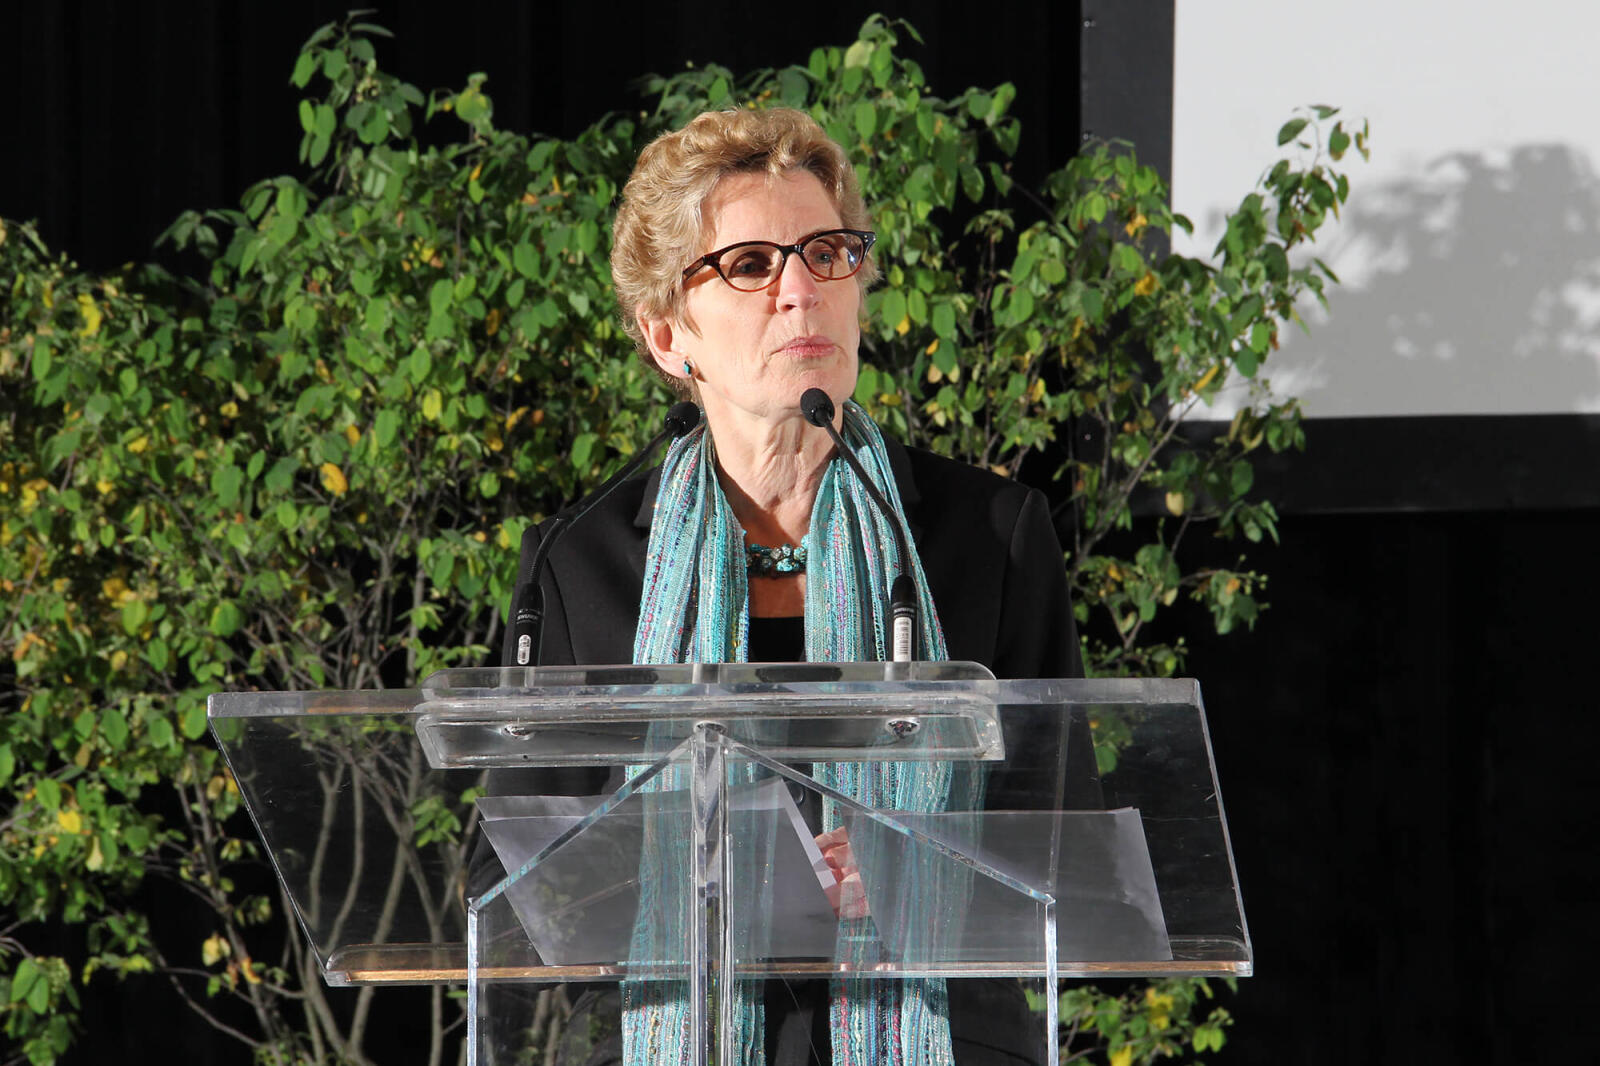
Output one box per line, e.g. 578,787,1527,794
800,388,917,663
510,401,701,666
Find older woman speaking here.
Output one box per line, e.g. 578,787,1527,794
502,108,1078,1066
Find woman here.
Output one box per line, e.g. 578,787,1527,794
502,108,1080,1066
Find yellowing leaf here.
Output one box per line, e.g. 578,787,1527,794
344,424,360,446
240,957,262,984
895,315,911,336
127,435,149,454
924,338,939,355
57,809,82,834
76,293,103,337
485,307,501,336
1193,364,1220,393
422,389,443,421
110,649,128,671
1124,212,1149,238
1110,1046,1133,1066
202,933,230,966
319,462,348,497
1134,272,1158,297
1165,491,1185,516
19,478,49,510
219,401,239,418
86,835,105,871
95,479,114,495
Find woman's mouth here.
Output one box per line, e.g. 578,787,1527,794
775,335,837,357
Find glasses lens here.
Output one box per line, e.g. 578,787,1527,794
716,245,783,291
802,232,865,279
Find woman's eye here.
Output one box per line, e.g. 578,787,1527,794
727,250,775,276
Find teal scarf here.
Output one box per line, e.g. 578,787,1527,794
624,401,965,1066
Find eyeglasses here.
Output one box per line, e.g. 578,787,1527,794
682,229,876,292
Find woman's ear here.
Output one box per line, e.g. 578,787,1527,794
639,314,692,382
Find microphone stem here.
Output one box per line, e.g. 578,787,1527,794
814,419,918,664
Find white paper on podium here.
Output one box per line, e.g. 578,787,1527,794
478,778,841,966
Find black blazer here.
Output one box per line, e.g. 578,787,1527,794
493,440,1083,1066
501,438,1082,679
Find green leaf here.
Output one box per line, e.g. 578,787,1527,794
513,242,539,279
121,600,149,636
408,344,433,384
209,600,244,638
1329,124,1350,160
375,408,401,447
180,703,208,741
11,957,41,1006
35,777,61,811
0,744,13,788
877,289,907,332
570,432,597,470
211,463,244,508
1231,460,1255,496
1276,117,1309,145
264,457,297,493
291,51,317,88
147,715,175,749
854,363,880,404
1009,287,1035,325
429,278,453,317
853,100,877,140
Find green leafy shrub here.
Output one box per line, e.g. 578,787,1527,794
1,13,1362,1063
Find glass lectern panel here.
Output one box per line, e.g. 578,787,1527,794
208,668,1249,989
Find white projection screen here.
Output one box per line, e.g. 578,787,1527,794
1171,0,1600,418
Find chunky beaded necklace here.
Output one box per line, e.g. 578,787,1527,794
745,541,807,576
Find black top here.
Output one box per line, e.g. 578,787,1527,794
747,614,805,663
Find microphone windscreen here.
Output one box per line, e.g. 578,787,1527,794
665,401,701,438
800,388,835,427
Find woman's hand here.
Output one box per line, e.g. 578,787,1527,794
815,826,869,919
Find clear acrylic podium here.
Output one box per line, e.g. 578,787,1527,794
208,663,1251,1066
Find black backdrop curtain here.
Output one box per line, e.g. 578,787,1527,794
2,2,1592,1063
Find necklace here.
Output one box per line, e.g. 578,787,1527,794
746,541,807,577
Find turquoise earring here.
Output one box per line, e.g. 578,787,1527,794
683,360,693,376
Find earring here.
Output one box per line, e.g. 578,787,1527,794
682,360,694,377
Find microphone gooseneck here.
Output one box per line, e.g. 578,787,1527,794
510,402,702,666
799,389,918,663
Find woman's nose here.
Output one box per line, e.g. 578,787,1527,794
774,253,822,311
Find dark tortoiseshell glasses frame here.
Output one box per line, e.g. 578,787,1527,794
681,229,877,292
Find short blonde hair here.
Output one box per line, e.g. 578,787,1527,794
611,108,877,389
